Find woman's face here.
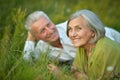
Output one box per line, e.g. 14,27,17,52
68,16,94,47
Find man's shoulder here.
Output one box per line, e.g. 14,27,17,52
56,21,68,33
56,21,67,28
56,21,67,26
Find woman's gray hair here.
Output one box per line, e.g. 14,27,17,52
25,11,50,30
67,9,105,43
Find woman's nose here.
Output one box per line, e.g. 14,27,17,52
71,30,77,37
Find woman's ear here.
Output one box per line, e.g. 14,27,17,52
91,33,95,37
91,30,95,38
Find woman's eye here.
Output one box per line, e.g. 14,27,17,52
76,27,81,31
77,26,81,30
68,27,72,31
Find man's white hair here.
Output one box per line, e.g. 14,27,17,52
25,11,50,30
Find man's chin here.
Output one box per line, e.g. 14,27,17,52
48,38,58,43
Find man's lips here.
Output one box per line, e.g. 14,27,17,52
48,31,57,39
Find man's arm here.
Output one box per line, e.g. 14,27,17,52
23,32,36,61
27,32,36,41
23,32,50,61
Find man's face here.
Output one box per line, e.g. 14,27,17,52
31,16,59,43
68,16,94,47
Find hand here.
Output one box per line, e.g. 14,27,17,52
71,66,88,80
27,32,36,41
71,66,77,73
47,64,61,76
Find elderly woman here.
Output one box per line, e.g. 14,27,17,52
66,9,120,80
48,9,120,80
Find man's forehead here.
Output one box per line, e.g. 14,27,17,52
32,17,49,27
38,16,49,23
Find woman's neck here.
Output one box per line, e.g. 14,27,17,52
83,43,95,57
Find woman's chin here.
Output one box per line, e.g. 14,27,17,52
73,44,80,48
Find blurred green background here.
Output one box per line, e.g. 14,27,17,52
0,0,120,80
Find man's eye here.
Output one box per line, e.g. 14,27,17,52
47,23,51,27
40,29,45,33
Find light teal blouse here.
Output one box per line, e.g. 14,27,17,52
73,37,120,80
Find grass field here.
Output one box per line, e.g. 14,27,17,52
0,0,120,80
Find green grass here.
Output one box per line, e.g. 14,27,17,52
0,0,120,80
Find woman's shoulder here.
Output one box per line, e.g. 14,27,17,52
96,37,120,53
97,37,119,46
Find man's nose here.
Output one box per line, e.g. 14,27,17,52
45,27,53,33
